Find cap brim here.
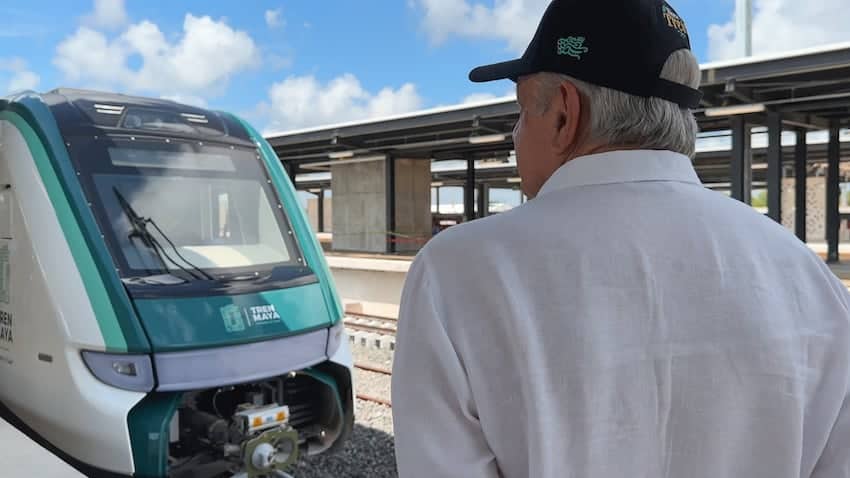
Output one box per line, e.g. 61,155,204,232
469,58,530,83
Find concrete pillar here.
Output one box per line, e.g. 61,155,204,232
393,158,432,253
330,157,431,253
331,159,386,253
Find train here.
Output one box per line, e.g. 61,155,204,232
0,88,354,477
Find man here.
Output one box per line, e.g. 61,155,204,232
392,0,850,476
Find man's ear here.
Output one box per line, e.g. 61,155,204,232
553,81,583,156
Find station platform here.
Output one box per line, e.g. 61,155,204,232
325,243,850,313
328,245,850,273
0,420,82,476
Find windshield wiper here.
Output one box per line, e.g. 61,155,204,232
146,218,216,281
112,187,215,281
122,274,188,286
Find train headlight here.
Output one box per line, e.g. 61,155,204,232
82,351,155,392
326,321,346,358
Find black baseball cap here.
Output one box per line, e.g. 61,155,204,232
469,0,703,109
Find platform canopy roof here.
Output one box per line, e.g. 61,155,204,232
266,42,850,188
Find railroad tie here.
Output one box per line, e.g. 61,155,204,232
380,335,395,351
368,333,381,350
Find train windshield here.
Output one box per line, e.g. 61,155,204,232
69,136,303,281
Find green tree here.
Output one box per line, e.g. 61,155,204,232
751,190,767,208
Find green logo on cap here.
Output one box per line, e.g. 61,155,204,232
557,37,589,59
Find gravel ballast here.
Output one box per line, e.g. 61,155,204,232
353,343,395,369
290,400,397,478
290,341,398,478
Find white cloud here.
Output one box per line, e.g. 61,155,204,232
265,8,284,28
412,0,549,53
82,0,128,30
262,73,423,132
54,14,260,101
8,71,40,92
708,0,850,61
0,58,40,94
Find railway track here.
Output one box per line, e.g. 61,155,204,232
346,309,397,406
356,362,392,376
354,362,393,407
344,311,398,336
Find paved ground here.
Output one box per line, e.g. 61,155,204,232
0,419,83,477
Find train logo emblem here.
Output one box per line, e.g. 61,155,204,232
220,304,246,333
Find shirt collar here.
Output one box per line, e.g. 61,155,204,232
537,149,702,197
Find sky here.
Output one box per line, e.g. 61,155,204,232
1,0,850,136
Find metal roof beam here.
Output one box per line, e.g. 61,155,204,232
267,101,519,147
776,95,850,113
701,45,850,86
724,79,756,103
781,113,831,130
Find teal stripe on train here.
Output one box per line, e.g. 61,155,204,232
127,392,182,478
0,97,150,353
133,283,332,352
230,115,345,325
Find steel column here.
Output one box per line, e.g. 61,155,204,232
286,162,298,187
477,184,489,218
730,117,752,204
827,121,841,263
465,157,475,221
794,129,807,242
317,189,325,233
766,111,783,222
435,187,440,215
386,155,397,253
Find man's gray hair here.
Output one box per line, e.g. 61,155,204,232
535,49,701,158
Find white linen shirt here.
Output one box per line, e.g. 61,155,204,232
392,150,850,478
